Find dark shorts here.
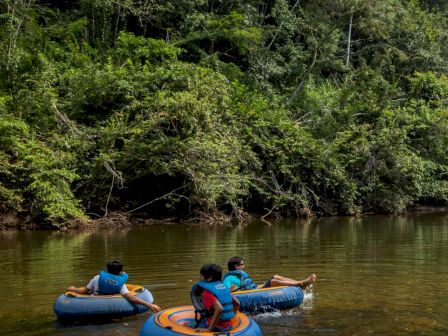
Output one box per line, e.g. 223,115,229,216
262,276,274,288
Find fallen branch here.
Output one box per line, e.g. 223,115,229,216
126,185,187,214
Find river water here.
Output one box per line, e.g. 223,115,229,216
1,211,448,336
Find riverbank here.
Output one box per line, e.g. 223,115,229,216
0,209,249,230
2,205,447,231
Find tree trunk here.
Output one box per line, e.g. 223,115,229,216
6,0,34,71
287,46,318,104
113,1,122,47
345,12,353,67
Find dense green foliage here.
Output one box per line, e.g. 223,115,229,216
1,0,447,227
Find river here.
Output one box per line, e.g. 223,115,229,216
1,211,448,336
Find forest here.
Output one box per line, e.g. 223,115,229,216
0,0,447,228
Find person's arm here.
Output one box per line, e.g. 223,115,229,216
68,275,97,294
229,284,239,292
232,296,240,314
223,275,241,292
67,286,90,294
122,293,161,312
207,300,223,332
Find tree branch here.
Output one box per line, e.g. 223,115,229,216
126,185,188,214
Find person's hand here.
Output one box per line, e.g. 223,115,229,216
149,303,161,312
67,286,77,292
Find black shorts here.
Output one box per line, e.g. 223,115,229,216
262,276,274,288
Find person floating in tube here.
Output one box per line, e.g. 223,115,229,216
67,260,161,313
223,256,317,292
191,263,240,332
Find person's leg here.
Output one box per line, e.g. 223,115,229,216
260,277,274,288
270,274,317,289
273,275,299,282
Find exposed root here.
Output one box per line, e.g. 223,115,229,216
92,212,132,227
67,212,132,229
131,217,179,225
186,210,231,224
297,206,315,218
187,208,253,225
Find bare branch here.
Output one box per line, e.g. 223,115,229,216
103,162,125,218
126,184,188,214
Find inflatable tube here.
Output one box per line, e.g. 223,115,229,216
54,284,153,321
140,306,262,336
233,286,303,314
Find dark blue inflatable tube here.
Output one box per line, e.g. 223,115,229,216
234,286,304,314
141,306,262,336
54,284,153,320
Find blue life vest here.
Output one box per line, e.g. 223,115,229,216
98,271,129,295
191,281,235,322
223,270,258,290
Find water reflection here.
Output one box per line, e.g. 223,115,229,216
1,211,448,335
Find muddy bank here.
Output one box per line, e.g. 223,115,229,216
0,209,38,230
2,205,447,231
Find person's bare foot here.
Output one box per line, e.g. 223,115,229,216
300,274,317,289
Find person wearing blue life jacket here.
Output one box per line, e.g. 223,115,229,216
223,256,317,292
67,260,161,313
190,263,240,332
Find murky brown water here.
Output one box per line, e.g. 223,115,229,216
1,211,448,336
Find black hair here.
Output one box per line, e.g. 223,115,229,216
227,256,243,271
107,260,123,275
200,263,222,282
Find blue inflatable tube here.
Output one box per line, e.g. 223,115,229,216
54,284,153,320
233,286,304,314
141,306,262,336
